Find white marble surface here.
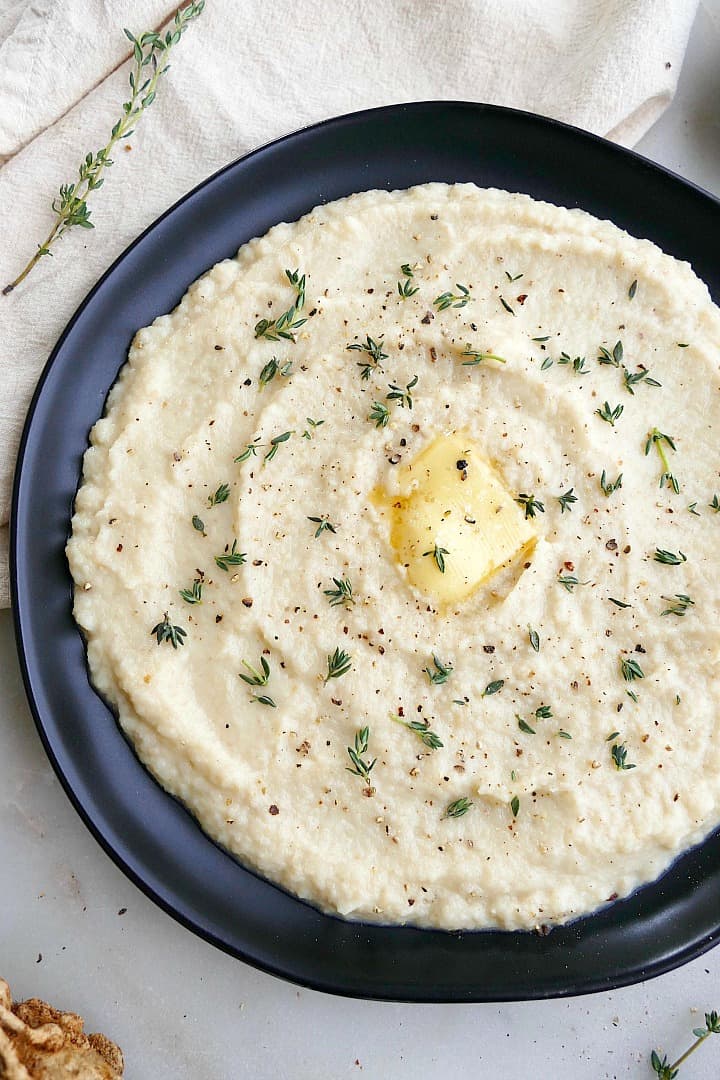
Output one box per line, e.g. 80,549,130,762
2,7,720,1078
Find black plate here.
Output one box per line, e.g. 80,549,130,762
11,102,720,1001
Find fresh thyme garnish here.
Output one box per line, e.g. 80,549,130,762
528,626,540,652
505,271,524,282
557,488,577,513
645,428,679,492
151,612,187,649
264,430,293,463
325,647,352,683
651,1010,720,1079
600,469,623,497
597,341,623,367
346,726,376,786
687,502,700,516
347,335,388,380
460,345,507,366
557,572,589,592
214,539,246,571
254,268,307,342
611,742,636,770
3,2,205,295
258,355,292,389
386,376,418,410
540,356,554,371
252,694,277,707
323,577,354,608
434,284,471,311
499,296,515,315
596,401,624,426
235,438,261,463
301,417,325,439
620,656,645,682
661,593,695,616
623,367,662,394
444,796,473,819
609,597,632,608
424,654,453,685
308,515,338,538
557,352,589,374
606,731,620,742
397,263,419,299
517,715,536,735
422,544,449,573
710,494,720,513
531,335,551,343
179,578,203,604
207,483,230,507
368,401,390,428
510,795,520,818
535,704,553,719
191,514,205,533
483,679,504,696
239,656,270,686
557,730,573,739
653,548,687,565
515,493,545,519
628,279,638,300
392,714,443,750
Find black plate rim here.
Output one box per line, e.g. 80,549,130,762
10,99,720,1002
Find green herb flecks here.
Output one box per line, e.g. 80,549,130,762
483,679,504,696
264,430,293,463
499,296,515,315
517,715,536,735
397,263,419,299
461,345,507,366
596,401,624,426
239,656,270,687
535,704,553,720
661,594,694,617
609,597,632,609
624,367,662,394
443,796,473,819
557,572,589,592
301,417,325,439
600,469,623,497
645,428,679,493
151,612,187,649
611,742,636,770
258,355,292,389
308,515,338,539
323,577,354,608
528,626,540,652
505,271,524,283
346,726,376,787
207,482,230,507
325,647,352,683
347,335,388,381
557,730,573,740
368,401,390,428
540,356,554,371
214,539,246,571
424,654,453,685
651,1010,720,1079
557,488,577,513
179,578,203,604
597,341,623,367
510,795,520,818
235,438,261,463
687,502,700,516
252,694,276,707
710,494,720,513
620,656,644,682
191,514,205,533
515,492,545,519
386,375,418,410
422,544,449,573
3,2,205,295
434,284,471,311
254,268,307,342
628,280,638,300
653,548,687,566
392,714,443,750
557,352,589,374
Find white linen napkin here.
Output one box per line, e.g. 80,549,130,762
0,0,701,606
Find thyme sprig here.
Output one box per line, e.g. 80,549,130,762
444,796,473,819
624,367,662,394
264,430,293,463
254,269,307,342
596,401,624,426
710,495,720,513
308,515,338,538
368,401,390,428
483,679,504,696
557,488,577,513
323,577,354,608
515,493,545,519
600,469,623,497
151,612,187,648
179,578,203,604
517,715,536,735
325,646,352,682
259,355,292,389
397,263,419,299
434,284,471,311
392,714,443,750
302,417,325,439
386,376,418,410
346,726,376,786
347,335,388,380
557,352,589,374
214,539,246,571
424,654,453,685
235,438,261,463
191,515,205,533
207,483,229,507
3,2,205,295
611,742,636,770
557,572,590,592
661,593,695,617
461,345,507,366
528,626,540,651
510,795,520,818
646,428,679,492
654,548,687,565
597,341,624,367
651,1010,720,1078
621,656,644,681
239,656,270,686
422,544,449,573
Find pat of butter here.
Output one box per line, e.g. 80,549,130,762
385,433,536,605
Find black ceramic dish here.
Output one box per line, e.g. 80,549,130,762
11,102,720,1001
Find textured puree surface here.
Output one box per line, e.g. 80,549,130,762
67,184,720,931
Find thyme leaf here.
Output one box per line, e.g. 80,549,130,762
650,1010,720,1079
191,514,205,533
557,572,589,592
444,796,473,819
323,577,354,608
422,544,449,573
397,263,419,299
368,401,390,428
510,795,520,818
235,438,261,463
347,335,388,380
653,548,687,565
600,469,623,497
392,714,443,750
301,417,325,439
207,482,229,507
239,656,270,686
424,654,453,685
346,726,376,785
151,612,187,649
597,341,623,367
264,430,293,463
611,742,636,770
483,679,505,696
386,375,418,410
596,401,624,426
325,646,352,683
214,538,246,571
433,284,471,311
557,488,577,513
517,715,536,735
255,268,307,342
515,492,545,519
308,515,338,538
661,593,694,616
624,367,662,394
179,578,203,604
528,626,540,652
461,345,507,366
620,656,645,681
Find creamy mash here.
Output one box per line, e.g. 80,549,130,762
67,184,720,930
